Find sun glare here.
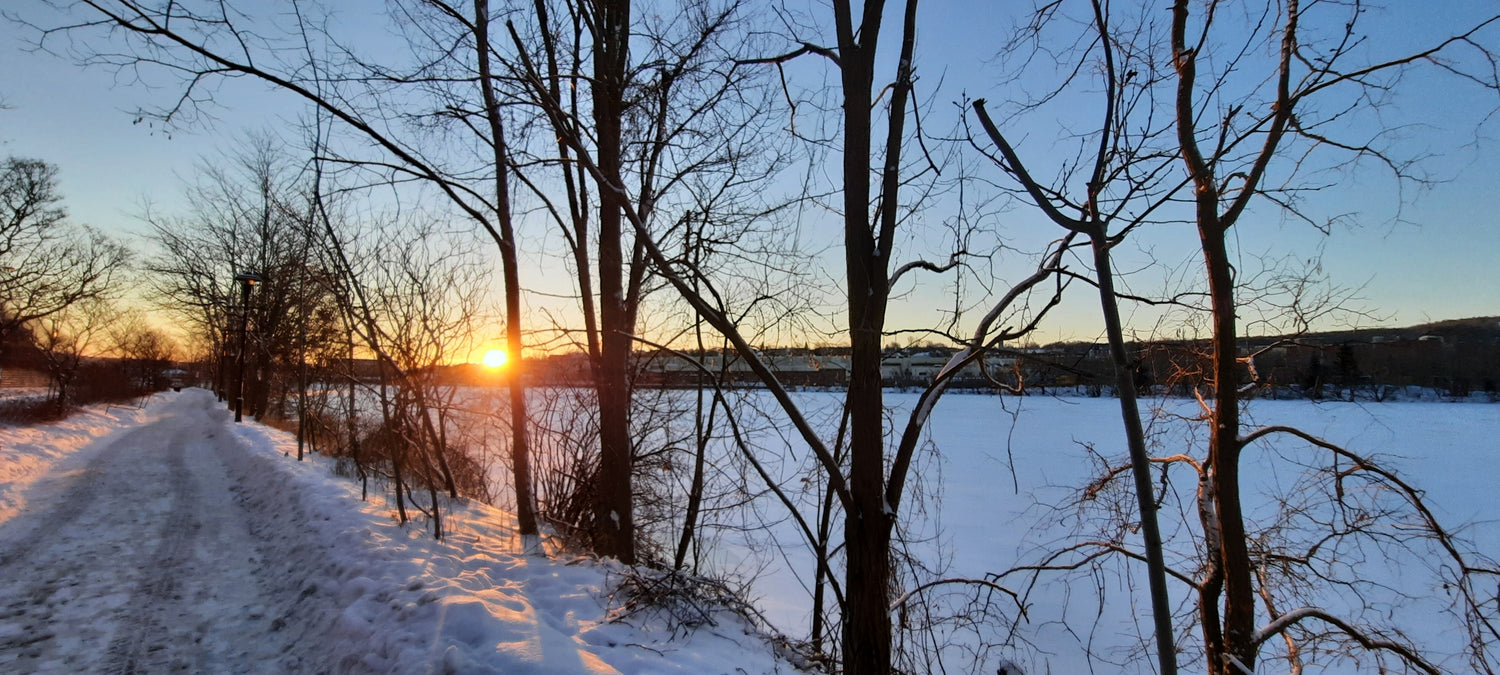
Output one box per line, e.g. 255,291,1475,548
481,349,508,368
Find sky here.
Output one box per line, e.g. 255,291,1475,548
2,1,1497,348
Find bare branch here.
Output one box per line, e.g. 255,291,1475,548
1251,607,1439,675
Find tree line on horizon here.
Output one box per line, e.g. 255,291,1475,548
7,0,1500,672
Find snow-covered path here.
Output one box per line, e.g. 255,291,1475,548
0,390,802,675
0,393,292,673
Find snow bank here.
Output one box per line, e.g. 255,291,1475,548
0,396,155,523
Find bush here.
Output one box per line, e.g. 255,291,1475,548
73,361,151,405
0,395,67,424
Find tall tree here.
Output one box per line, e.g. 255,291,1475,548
970,1,1184,670
502,0,792,563
585,0,635,564
143,137,332,421
965,2,1500,672
1166,2,1500,671
473,0,540,551
954,0,1500,671
318,216,496,537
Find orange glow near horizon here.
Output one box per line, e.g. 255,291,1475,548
481,349,508,368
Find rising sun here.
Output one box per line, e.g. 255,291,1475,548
481,349,508,368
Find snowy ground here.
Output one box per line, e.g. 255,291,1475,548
0,389,804,674
48,386,1484,673
0,388,50,402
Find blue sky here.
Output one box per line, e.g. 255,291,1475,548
2,1,1496,344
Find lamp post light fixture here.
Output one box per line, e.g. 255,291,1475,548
233,271,264,423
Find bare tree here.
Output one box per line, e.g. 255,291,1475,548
142,137,333,421
504,2,1076,671
0,157,130,358
969,1,1187,670
311,205,499,540
1165,3,1500,672
732,3,1068,672
497,0,797,564
33,297,114,413
108,312,178,392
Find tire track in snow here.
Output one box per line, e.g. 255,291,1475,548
0,394,298,673
0,416,171,666
103,418,200,674
0,421,160,569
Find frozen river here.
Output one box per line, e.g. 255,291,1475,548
618,391,1500,673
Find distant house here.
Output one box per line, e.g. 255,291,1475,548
880,349,1015,387
634,348,850,388
0,366,50,389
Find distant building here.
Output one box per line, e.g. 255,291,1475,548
0,366,49,389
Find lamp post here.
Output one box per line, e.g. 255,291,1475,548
233,271,264,423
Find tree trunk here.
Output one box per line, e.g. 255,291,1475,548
842,490,892,675
673,386,714,571
1200,223,1254,675
296,324,309,461
380,363,408,524
1092,237,1178,673
674,264,714,570
429,481,443,540
215,335,227,402
590,0,635,564
1170,3,1250,668
839,18,893,671
474,0,540,548
412,389,458,499
842,315,892,675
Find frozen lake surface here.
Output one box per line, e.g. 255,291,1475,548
687,392,1500,673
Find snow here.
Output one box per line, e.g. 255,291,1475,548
931,396,1492,671
0,398,150,523
4,386,1490,673
0,389,805,674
